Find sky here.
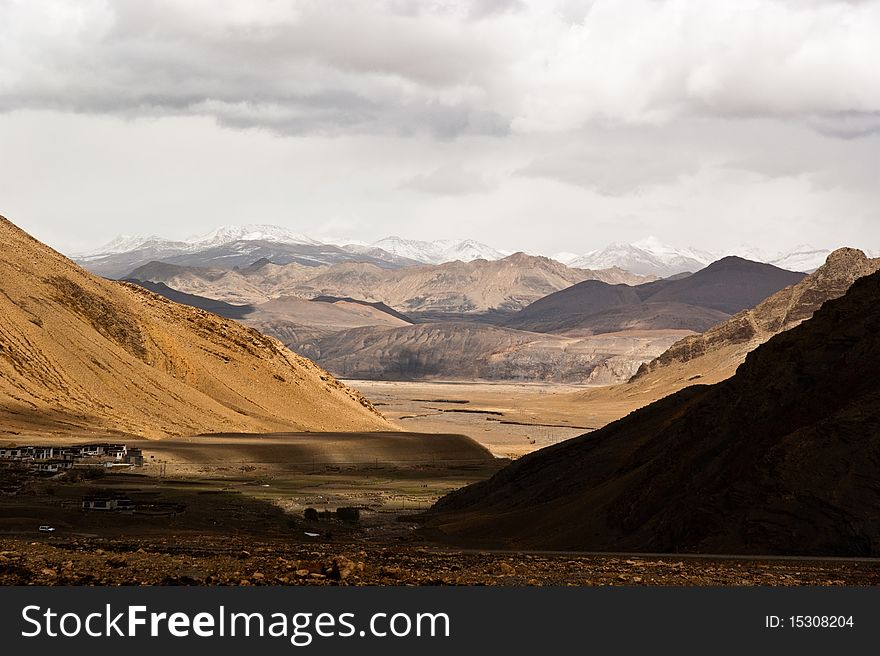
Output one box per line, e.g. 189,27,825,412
0,0,878,257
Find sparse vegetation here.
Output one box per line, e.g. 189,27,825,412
61,468,106,483
335,507,360,522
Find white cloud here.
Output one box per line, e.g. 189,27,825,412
510,0,880,131
2,1,878,136
1,1,878,257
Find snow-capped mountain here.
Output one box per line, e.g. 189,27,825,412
561,237,853,277
550,251,580,265
723,244,772,264
81,224,320,258
75,224,418,278
187,224,321,249
371,236,507,264
77,234,181,257
766,245,832,273
567,237,714,278
76,223,864,280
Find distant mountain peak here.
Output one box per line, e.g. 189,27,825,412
567,238,714,278
631,235,666,250
187,224,321,247
77,233,166,257
371,236,506,264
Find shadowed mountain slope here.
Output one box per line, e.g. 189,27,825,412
426,268,880,555
123,279,255,320
505,257,805,334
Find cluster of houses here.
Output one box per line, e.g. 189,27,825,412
0,443,144,473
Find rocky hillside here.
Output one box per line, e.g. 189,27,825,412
426,268,880,555
0,216,389,438
127,256,675,384
300,322,689,383
244,296,413,348
631,248,880,389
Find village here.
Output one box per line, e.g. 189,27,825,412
0,442,144,473
0,442,191,522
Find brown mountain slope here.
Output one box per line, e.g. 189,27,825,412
426,268,880,556
0,216,389,438
504,256,805,334
129,253,654,314
630,248,880,390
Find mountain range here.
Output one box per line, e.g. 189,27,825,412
76,226,505,278
365,236,507,264
126,253,650,314
426,264,880,555
76,221,871,387
74,224,856,278
298,257,806,383
561,237,715,277
125,254,666,383
504,257,806,334
560,238,850,277
128,254,808,385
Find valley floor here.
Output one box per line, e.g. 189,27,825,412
2,429,878,586
347,379,599,458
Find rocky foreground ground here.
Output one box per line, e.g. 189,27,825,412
3,536,880,586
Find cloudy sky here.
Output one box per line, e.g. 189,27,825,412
1,0,878,257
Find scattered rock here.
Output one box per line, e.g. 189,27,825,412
493,562,516,576
380,566,402,580
326,556,363,581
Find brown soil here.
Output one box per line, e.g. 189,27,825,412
0,215,389,438
3,536,879,586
